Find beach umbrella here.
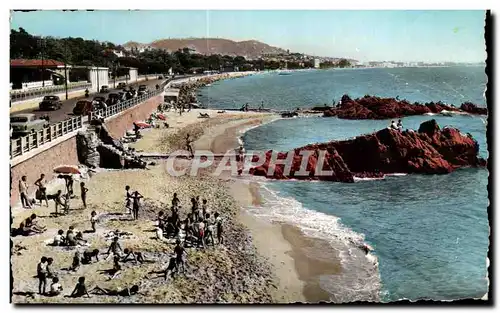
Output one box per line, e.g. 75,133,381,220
133,121,152,129
157,113,167,120
54,165,81,175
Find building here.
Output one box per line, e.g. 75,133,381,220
314,59,321,68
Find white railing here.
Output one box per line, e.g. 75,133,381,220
10,77,181,160
10,116,83,158
10,82,92,103
90,81,168,120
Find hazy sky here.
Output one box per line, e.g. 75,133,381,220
10,10,486,62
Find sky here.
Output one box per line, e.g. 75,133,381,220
10,10,487,63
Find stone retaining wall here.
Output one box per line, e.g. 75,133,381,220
104,94,163,138
10,137,79,207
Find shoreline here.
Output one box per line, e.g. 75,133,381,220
208,114,342,303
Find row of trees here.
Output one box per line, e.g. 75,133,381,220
11,28,352,74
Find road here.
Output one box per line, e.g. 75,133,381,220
11,79,164,124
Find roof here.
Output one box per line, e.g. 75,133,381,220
11,113,36,117
11,59,65,67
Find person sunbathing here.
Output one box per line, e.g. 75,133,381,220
89,284,142,297
52,229,65,246
25,214,46,233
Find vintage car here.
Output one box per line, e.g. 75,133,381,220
99,85,109,93
106,93,122,106
39,95,63,111
117,82,127,89
73,100,95,116
92,96,107,110
10,113,49,137
138,85,148,96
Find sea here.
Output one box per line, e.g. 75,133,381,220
198,67,489,302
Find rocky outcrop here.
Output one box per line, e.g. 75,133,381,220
460,102,488,115
249,119,485,182
323,94,485,119
76,130,100,168
76,124,147,170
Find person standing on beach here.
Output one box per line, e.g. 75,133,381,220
80,182,88,208
125,186,132,215
34,174,49,207
174,239,186,273
215,212,224,245
106,237,123,260
37,257,48,295
171,193,180,209
131,191,144,220
185,134,194,158
90,211,98,232
19,175,31,209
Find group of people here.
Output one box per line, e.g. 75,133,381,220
155,194,224,249
18,174,88,214
390,119,404,131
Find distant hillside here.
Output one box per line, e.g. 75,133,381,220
123,38,288,58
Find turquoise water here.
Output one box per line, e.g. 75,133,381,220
199,67,489,302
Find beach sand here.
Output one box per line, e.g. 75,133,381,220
11,106,341,303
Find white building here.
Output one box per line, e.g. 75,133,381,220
314,59,321,68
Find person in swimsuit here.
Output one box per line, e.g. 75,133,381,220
48,277,63,296
19,175,31,209
69,277,91,298
215,212,224,245
90,211,98,232
131,191,143,220
89,284,141,297
106,237,123,260
198,217,206,248
171,193,180,208
174,239,186,273
71,251,81,271
185,134,193,157
34,174,48,207
80,182,88,208
125,186,132,214
82,249,100,264
37,257,48,294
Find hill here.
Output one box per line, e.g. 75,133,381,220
123,38,288,58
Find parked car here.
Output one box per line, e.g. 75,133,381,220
73,100,95,116
39,95,63,111
138,85,148,96
100,85,109,93
117,82,127,89
93,96,107,110
10,113,49,137
106,93,121,106
158,75,163,79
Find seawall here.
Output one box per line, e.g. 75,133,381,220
10,94,163,207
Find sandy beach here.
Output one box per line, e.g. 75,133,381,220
11,106,341,303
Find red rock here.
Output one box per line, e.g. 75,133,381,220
323,94,485,119
460,102,488,115
249,119,485,182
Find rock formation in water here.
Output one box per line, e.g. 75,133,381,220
249,119,486,182
323,94,487,119
460,102,488,115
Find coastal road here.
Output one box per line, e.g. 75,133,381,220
11,78,164,124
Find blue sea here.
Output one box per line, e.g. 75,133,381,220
199,67,489,302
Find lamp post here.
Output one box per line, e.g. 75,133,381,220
64,42,69,100
37,38,46,87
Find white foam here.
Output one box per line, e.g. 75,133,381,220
385,173,408,177
246,182,368,254
354,176,386,182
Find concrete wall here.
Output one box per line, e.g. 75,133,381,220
89,67,110,92
10,88,87,113
10,136,79,207
105,94,163,138
129,68,138,83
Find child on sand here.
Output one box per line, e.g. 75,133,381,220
48,277,63,296
90,211,98,232
80,182,88,208
82,249,100,264
69,277,91,298
53,229,65,246
37,257,48,294
71,252,80,271
106,237,123,260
